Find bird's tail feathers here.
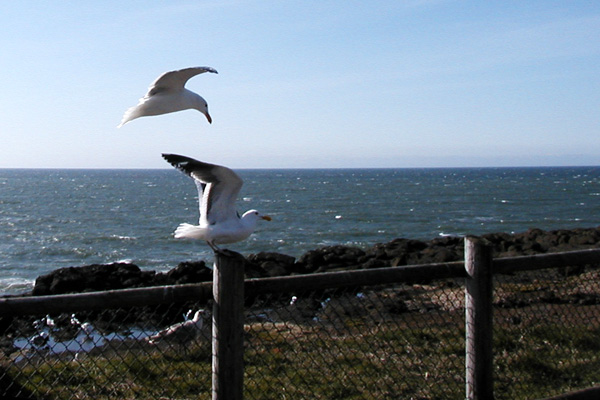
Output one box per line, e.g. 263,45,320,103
174,223,203,239
117,106,142,128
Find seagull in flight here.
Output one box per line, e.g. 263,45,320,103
162,154,271,253
118,66,218,127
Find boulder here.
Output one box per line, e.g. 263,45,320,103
296,245,367,273
165,261,212,284
32,261,213,296
32,262,155,296
246,252,297,277
368,238,428,262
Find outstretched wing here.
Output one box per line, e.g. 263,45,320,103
149,67,218,96
162,154,242,225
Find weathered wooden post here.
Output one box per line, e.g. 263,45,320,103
465,236,494,400
212,250,246,400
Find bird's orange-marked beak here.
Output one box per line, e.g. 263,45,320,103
262,215,272,221
205,112,212,124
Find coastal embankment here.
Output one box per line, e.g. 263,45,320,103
28,227,600,296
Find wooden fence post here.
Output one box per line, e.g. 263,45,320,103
465,236,494,400
212,250,246,400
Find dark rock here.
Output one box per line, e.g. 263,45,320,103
363,258,388,269
416,247,460,264
246,252,297,277
260,261,291,277
28,226,600,296
430,235,463,248
369,236,462,267
568,228,600,246
369,238,428,262
33,263,148,296
166,261,212,284
32,261,212,296
243,261,269,278
296,245,366,273
481,232,514,251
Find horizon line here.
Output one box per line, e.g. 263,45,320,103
1,164,599,171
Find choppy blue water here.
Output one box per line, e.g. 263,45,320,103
1,167,599,295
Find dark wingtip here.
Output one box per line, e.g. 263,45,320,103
161,153,177,165
162,153,188,172
162,153,208,178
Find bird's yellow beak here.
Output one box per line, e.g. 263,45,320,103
262,215,272,221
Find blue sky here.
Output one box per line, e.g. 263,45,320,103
1,1,599,169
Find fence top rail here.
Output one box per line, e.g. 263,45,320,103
1,247,599,317
243,246,600,295
244,260,466,296
0,281,213,317
493,247,600,274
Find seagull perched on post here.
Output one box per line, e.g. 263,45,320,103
162,154,271,253
118,66,218,127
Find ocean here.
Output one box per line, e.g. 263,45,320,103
1,166,599,295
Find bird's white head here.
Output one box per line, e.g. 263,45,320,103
241,210,272,225
191,94,212,124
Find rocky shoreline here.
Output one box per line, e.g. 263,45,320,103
29,227,600,296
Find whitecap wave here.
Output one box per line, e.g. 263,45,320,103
110,235,137,241
0,277,34,293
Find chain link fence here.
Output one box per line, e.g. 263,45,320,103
1,254,600,399
1,301,213,399
244,283,466,399
493,265,600,399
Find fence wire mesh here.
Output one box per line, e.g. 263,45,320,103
1,301,213,399
493,265,600,399
0,262,599,399
243,283,465,399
